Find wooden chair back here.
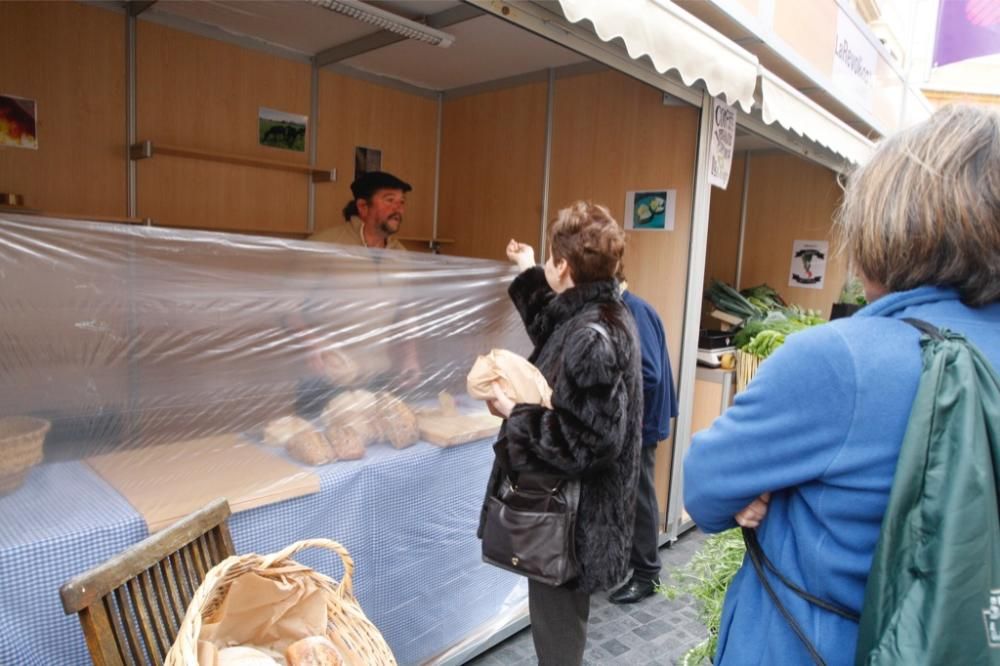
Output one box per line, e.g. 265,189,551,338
60,498,235,666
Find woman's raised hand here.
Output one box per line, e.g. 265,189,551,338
506,239,535,271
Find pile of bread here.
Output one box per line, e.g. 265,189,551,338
207,635,347,665
262,390,419,466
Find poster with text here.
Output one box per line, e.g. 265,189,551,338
709,97,736,189
624,189,676,231
788,240,829,290
258,107,307,152
0,95,37,150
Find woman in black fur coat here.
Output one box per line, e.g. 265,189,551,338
480,201,643,665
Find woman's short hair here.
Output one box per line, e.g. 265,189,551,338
834,105,1000,306
549,201,625,284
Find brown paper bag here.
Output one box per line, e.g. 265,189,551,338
198,566,327,663
467,349,552,408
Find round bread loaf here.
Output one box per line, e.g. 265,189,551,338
321,390,380,444
285,636,344,666
285,429,336,466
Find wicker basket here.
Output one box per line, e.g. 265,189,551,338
166,539,396,666
0,417,50,495
735,350,763,393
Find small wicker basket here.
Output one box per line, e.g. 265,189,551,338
166,539,396,666
735,350,763,393
0,416,50,495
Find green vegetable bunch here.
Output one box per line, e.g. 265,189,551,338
740,283,786,313
744,329,786,357
660,529,746,665
706,280,763,320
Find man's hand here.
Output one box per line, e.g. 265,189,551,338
735,492,771,528
506,239,535,272
487,381,515,419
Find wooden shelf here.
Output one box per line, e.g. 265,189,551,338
0,205,150,225
397,236,455,244
129,140,336,182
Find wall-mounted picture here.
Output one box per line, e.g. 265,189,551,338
354,146,382,181
258,107,306,152
788,240,829,290
624,189,676,231
0,94,38,150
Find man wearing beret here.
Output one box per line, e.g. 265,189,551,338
309,171,411,250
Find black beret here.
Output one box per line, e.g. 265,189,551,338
350,171,412,200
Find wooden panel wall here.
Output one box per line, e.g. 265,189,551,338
705,153,745,290
136,21,311,233
548,69,699,512
740,152,846,316
437,83,548,260
0,1,125,218
316,71,438,241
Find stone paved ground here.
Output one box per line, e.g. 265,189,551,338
465,528,710,665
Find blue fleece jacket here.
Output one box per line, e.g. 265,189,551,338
684,286,1000,665
623,290,678,446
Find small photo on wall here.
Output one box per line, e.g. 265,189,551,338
258,107,307,152
354,146,382,181
0,95,38,150
624,189,676,231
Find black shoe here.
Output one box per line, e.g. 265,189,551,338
609,576,660,604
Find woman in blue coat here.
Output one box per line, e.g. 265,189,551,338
684,105,1000,664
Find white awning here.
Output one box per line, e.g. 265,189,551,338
556,0,759,112
759,68,874,165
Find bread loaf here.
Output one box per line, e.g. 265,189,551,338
326,426,366,461
321,391,380,444
216,646,280,666
285,636,344,666
285,429,336,466
375,392,419,449
262,415,313,447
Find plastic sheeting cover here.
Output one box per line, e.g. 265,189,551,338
0,213,535,662
0,214,527,457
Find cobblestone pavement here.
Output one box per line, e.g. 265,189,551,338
465,528,710,665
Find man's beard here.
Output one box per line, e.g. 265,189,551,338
378,215,402,236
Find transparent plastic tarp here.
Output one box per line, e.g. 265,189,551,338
0,213,529,665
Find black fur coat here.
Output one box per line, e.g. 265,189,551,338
479,267,642,593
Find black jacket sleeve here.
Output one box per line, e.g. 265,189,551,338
507,266,555,348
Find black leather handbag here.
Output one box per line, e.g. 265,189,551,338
481,440,581,586
481,470,580,586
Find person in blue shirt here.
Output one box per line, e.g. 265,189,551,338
684,105,1000,664
609,271,678,604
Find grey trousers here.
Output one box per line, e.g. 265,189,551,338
528,578,591,665
631,444,663,580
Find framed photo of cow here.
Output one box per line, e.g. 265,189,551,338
258,107,307,152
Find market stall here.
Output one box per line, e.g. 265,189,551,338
0,214,529,665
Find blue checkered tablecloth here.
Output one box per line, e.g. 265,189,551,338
0,438,524,665
0,461,148,666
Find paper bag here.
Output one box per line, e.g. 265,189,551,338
467,349,552,408
198,566,327,663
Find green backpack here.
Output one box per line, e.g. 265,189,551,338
855,319,1000,665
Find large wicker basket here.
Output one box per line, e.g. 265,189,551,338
166,539,396,666
0,416,50,495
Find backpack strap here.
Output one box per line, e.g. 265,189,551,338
742,527,859,666
901,317,945,340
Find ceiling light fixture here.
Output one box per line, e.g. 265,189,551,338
310,0,456,47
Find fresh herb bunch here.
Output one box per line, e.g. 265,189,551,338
660,529,746,665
